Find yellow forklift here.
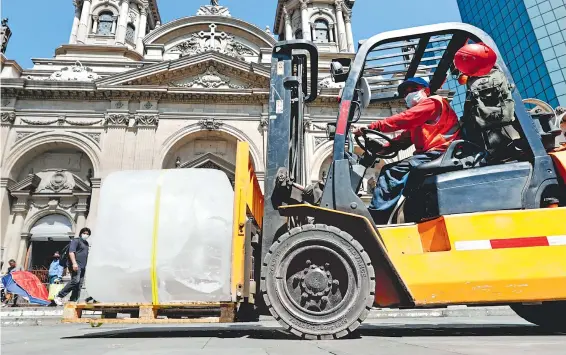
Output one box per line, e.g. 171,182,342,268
74,23,565,338
259,22,566,339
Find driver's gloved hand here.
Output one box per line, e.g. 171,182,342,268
352,126,364,137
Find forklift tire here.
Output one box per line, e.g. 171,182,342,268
511,302,566,331
261,224,375,339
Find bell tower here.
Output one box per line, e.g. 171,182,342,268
273,0,355,53
67,0,161,57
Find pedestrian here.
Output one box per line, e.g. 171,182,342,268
48,252,63,284
2,259,23,307
53,228,90,306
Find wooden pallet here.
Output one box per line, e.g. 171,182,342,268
62,302,236,324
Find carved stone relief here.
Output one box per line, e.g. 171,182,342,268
171,66,250,89
46,61,99,82
1,111,15,124
135,114,159,127
19,116,102,126
167,24,255,60
105,113,130,126
198,117,223,130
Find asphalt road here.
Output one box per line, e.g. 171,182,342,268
2,316,565,355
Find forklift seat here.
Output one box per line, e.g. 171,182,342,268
401,139,531,223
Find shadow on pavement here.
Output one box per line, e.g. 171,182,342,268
358,324,565,338
62,323,564,340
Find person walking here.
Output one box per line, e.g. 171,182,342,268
53,228,90,305
48,252,63,284
2,259,23,307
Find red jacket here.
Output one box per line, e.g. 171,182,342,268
368,95,461,154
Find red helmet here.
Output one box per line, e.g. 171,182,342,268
454,43,497,77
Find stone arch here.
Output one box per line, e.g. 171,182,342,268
91,1,120,16
158,122,263,172
3,132,102,181
144,16,277,48
309,10,337,26
24,210,76,235
310,141,334,182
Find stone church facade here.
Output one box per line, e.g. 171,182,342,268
0,0,410,274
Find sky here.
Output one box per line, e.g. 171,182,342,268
1,0,461,68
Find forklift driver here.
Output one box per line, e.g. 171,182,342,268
354,77,461,224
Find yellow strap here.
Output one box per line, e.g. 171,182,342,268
151,172,165,305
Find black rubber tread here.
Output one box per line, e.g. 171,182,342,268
511,302,566,331
261,224,376,340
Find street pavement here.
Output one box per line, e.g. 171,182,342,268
2,315,565,355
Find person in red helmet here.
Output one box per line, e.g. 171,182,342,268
353,77,461,223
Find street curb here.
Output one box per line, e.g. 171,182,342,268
1,306,516,326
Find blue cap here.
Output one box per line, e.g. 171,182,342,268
397,77,429,96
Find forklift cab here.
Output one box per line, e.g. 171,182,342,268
322,22,563,224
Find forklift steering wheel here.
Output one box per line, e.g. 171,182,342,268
355,128,399,159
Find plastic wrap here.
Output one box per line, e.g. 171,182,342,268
86,169,234,303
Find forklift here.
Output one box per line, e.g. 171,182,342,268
259,22,566,339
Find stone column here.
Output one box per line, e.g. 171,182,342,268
134,114,159,169
1,111,15,159
69,0,82,44
76,0,92,44
75,195,89,234
111,16,118,34
0,178,14,258
103,112,129,173
3,196,28,270
16,233,29,268
86,178,101,228
283,6,293,40
115,0,131,46
335,0,347,52
345,11,355,52
91,15,99,34
300,0,312,41
136,5,148,54
329,23,335,43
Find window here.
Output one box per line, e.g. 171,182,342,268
126,23,136,43
314,20,330,43
295,29,303,40
97,12,113,36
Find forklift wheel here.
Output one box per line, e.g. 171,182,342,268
261,224,375,339
511,302,566,331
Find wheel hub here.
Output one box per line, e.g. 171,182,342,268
303,269,330,296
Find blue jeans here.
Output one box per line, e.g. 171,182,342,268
369,151,442,223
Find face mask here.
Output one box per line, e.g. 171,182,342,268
81,233,90,239
405,89,427,108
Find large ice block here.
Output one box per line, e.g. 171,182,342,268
86,169,234,303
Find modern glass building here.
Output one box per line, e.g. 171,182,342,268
456,0,566,108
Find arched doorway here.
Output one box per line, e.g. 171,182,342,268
27,214,73,281
162,130,241,187
2,141,94,271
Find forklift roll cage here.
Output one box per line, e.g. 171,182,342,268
263,22,560,266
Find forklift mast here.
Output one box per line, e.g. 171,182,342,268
262,40,319,264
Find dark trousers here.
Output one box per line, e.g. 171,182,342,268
57,268,85,302
369,151,442,223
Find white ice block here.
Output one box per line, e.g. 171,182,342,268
86,169,234,303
